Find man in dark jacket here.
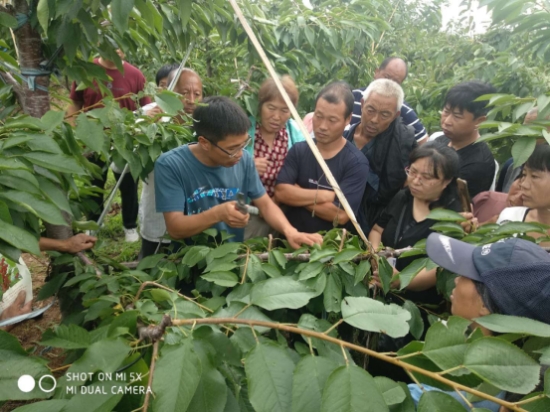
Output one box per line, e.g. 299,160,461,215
343,79,417,233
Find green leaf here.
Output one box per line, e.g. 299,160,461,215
67,338,131,380
0,329,28,356
0,11,17,28
310,248,336,262
494,221,547,236
298,261,325,280
430,222,465,236
321,365,389,412
21,152,85,174
215,302,273,333
0,157,31,172
0,219,40,255
110,0,135,33
40,324,91,349
202,271,239,287
155,91,184,116
323,272,342,313
137,253,165,270
245,343,295,412
41,110,64,131
332,248,360,264
512,136,537,168
182,246,211,267
374,376,407,406
398,258,428,290
208,242,242,259
474,314,550,337
341,297,411,338
188,369,227,412
0,190,67,226
153,340,202,411
176,0,193,28
378,256,393,294
417,391,467,412
426,209,466,222
354,259,371,285
11,400,69,412
251,277,316,310
59,381,125,412
270,249,287,269
75,113,106,153
403,300,424,340
464,337,540,394
262,263,281,278
422,317,471,373
38,177,72,213
291,356,338,412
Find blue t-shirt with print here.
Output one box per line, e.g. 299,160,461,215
154,143,266,242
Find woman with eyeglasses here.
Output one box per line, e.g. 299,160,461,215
244,75,306,239
369,142,461,299
366,142,462,382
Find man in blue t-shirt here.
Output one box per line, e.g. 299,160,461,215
350,57,427,143
154,96,323,248
275,82,369,233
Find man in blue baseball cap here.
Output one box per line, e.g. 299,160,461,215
426,233,550,325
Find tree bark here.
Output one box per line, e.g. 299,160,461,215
10,0,73,240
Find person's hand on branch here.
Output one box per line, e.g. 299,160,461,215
459,212,478,234
285,229,323,250
145,105,164,117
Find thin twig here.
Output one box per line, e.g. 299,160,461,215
63,93,135,119
240,249,250,284
76,252,102,278
323,319,343,335
232,303,251,319
170,317,526,412
338,229,347,252
142,340,159,412
267,234,273,252
134,281,213,313
454,387,474,409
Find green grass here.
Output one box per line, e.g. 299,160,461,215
92,170,142,263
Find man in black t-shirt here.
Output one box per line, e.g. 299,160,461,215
435,81,497,198
274,82,369,233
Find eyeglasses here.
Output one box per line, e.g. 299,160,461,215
205,137,251,158
405,167,438,185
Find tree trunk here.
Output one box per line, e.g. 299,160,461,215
10,0,73,240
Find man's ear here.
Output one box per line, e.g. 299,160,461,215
197,136,210,150
479,302,491,317
474,115,487,129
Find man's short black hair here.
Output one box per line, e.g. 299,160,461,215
193,96,251,143
315,81,354,119
155,63,179,86
379,56,408,80
444,81,497,118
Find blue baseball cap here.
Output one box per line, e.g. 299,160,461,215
426,233,550,324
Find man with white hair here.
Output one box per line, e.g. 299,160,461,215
350,57,428,143
343,79,417,232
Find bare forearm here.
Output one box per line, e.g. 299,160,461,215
368,226,383,250
163,209,220,239
274,184,331,207
257,200,296,237
406,268,437,292
39,237,67,253
305,203,349,224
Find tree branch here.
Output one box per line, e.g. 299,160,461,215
133,281,214,313
0,71,23,106
142,340,159,412
171,317,528,412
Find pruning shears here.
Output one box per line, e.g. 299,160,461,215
236,193,259,215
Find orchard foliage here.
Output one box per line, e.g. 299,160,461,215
2,219,550,411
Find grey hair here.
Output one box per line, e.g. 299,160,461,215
361,79,404,112
167,68,201,89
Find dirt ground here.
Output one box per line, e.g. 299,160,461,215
1,253,66,412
